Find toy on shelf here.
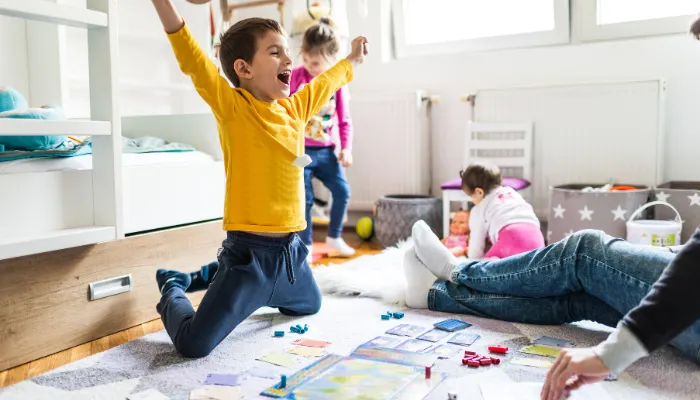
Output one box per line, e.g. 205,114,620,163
442,209,470,257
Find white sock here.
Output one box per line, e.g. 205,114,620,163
403,248,437,309
326,237,356,257
412,220,459,281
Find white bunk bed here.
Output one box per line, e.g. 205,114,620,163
0,112,224,260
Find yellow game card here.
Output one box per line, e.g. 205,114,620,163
519,345,561,358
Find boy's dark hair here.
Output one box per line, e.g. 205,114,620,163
460,162,502,195
301,18,339,59
691,16,700,40
219,18,284,87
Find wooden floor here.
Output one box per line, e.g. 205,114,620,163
0,233,382,389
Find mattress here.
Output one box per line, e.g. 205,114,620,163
0,151,216,175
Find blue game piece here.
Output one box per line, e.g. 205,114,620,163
381,314,390,320
280,374,287,388
303,324,309,332
290,326,300,333
392,312,404,319
434,318,472,332
274,330,285,337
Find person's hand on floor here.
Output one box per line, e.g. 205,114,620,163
541,348,610,400
339,149,353,167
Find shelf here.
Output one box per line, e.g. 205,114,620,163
0,0,108,29
0,226,116,260
0,119,111,136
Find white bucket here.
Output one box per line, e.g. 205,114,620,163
626,201,683,247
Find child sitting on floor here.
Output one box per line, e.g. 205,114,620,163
149,0,368,358
460,162,543,259
293,17,356,258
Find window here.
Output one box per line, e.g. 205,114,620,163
580,0,698,42
391,0,570,58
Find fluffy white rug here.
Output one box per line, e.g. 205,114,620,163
313,239,413,306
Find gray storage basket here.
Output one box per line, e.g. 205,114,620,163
547,184,651,243
654,182,700,244
374,195,442,247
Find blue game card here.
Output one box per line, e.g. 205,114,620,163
447,332,481,346
361,336,402,348
416,329,451,343
532,335,573,348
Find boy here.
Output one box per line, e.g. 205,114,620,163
149,0,368,358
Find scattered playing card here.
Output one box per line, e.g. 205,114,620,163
288,346,326,357
292,338,331,348
424,343,462,359
532,335,573,348
519,345,561,358
447,332,481,346
204,373,245,386
386,324,427,337
605,373,618,381
190,385,242,400
361,336,403,348
511,357,553,368
257,352,298,367
395,339,432,352
246,365,282,379
127,389,169,400
416,328,451,343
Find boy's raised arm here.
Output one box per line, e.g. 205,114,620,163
151,0,233,118
288,36,368,122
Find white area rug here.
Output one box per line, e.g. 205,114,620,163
2,248,699,399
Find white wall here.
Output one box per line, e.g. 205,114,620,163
0,16,29,100
348,1,700,196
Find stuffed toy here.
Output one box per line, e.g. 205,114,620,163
0,87,67,151
442,209,470,257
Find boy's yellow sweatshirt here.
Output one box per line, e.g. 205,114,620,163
168,24,353,233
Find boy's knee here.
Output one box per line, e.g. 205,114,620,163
571,229,607,246
175,339,215,359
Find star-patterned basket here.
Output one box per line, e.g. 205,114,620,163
547,184,651,243
654,182,700,243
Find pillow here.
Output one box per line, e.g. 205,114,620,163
502,177,531,191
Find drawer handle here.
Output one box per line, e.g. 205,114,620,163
88,274,132,301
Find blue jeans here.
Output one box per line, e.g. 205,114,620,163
158,232,321,358
431,230,700,364
301,146,351,245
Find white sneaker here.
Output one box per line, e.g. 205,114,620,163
326,237,356,257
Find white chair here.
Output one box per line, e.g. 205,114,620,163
441,122,534,237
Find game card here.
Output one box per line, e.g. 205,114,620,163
511,357,553,369
386,324,427,337
292,338,331,348
519,345,561,358
416,329,451,343
532,335,573,348
257,352,298,367
288,346,326,357
190,385,242,400
424,343,462,359
361,336,402,348
246,365,282,379
395,339,432,352
447,332,481,346
204,373,245,386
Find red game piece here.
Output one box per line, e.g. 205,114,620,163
480,359,492,366
462,358,469,365
490,357,501,365
488,345,508,354
467,360,480,368
464,350,477,356
425,366,431,379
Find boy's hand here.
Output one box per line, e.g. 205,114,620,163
541,348,610,400
339,149,353,167
346,36,369,67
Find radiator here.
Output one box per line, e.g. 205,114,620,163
473,79,666,218
344,90,432,211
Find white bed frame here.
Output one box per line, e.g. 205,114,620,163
0,113,224,260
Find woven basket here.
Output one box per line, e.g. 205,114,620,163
374,195,442,247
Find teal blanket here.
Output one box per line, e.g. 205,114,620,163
0,136,195,162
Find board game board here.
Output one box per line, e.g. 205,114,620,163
261,346,445,399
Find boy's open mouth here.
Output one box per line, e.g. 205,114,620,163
278,71,291,85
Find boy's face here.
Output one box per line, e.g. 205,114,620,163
245,31,293,100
